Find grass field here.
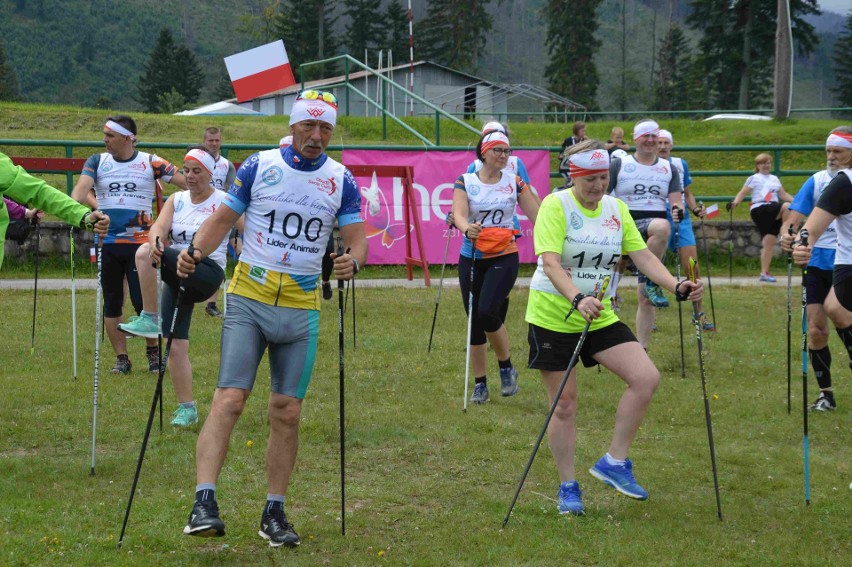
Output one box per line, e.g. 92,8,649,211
1,283,849,566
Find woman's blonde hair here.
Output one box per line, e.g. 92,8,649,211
564,139,608,159
754,153,772,172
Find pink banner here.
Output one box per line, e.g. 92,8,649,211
342,149,550,265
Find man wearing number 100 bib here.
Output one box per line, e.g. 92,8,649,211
174,90,367,549
72,115,187,376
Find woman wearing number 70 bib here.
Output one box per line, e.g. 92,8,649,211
452,130,540,405
525,140,702,515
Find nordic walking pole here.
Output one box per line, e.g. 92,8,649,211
786,225,795,414
504,277,610,526
90,240,102,476
155,237,164,432
30,217,41,355
428,214,453,353
726,201,734,282
688,257,722,520
798,230,811,506
463,240,477,413
674,207,686,378
118,246,191,547
352,276,356,350
71,227,78,380
697,202,717,330
337,243,351,535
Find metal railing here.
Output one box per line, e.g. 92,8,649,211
299,54,480,145
0,139,827,202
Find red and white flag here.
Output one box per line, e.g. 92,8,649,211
224,40,296,103
704,204,719,219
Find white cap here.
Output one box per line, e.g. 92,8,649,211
612,149,629,159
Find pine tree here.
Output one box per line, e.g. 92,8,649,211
275,0,340,81
416,0,492,74
544,0,602,111
0,39,20,101
136,28,205,113
383,0,410,62
344,0,384,62
653,25,692,111
687,0,820,109
831,12,852,109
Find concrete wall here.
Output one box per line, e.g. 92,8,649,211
3,220,778,264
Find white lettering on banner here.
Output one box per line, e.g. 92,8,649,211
387,179,531,222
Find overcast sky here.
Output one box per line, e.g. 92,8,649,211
819,0,850,15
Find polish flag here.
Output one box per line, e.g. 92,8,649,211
704,204,719,219
225,40,296,103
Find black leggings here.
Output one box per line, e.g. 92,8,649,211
159,247,225,339
458,253,519,346
101,243,143,318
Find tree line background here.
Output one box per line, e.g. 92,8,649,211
0,0,849,114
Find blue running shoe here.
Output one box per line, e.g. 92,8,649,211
557,481,585,515
759,273,777,283
470,382,489,404
589,456,649,500
499,366,519,397
644,281,669,308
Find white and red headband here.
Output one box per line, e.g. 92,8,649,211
658,129,673,143
826,132,852,149
568,149,610,178
633,120,660,141
481,131,510,155
289,99,337,127
184,148,215,175
481,121,506,135
105,120,136,141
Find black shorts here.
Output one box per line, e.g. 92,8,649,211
527,321,638,371
804,266,833,305
100,243,143,318
832,265,852,312
159,247,226,339
750,203,783,238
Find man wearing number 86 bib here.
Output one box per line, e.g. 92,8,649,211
72,115,187,375
608,119,684,350
174,90,366,548
526,140,702,515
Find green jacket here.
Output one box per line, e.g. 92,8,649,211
0,151,91,269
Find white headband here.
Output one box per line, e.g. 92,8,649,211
184,148,215,175
568,149,610,178
826,133,852,149
481,121,506,135
289,99,337,127
105,120,136,141
279,135,293,147
633,120,660,140
658,129,673,143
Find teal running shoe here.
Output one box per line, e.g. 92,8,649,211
119,313,160,339
589,456,649,500
644,281,670,308
171,405,198,427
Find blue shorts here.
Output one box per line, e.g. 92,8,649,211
217,295,320,399
667,210,697,251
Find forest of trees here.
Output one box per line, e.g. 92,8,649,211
0,0,849,113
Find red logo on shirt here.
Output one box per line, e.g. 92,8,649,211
308,176,337,195
129,161,147,171
602,215,621,231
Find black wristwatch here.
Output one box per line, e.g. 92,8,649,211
674,280,690,302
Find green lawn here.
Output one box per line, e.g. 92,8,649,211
1,284,848,565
